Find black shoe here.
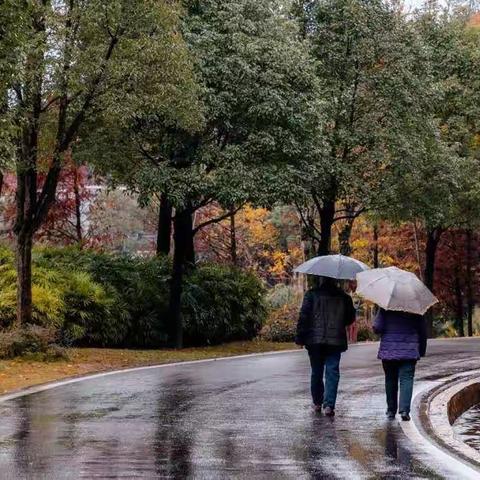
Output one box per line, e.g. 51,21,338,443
386,411,396,420
323,406,335,417
400,412,410,421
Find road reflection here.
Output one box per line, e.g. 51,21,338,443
1,342,479,479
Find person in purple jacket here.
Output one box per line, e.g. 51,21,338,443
373,308,427,421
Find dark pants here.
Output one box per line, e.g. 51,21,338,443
307,345,341,408
382,360,416,414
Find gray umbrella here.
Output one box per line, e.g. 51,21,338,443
294,254,370,280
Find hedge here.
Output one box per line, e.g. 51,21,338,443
0,246,267,352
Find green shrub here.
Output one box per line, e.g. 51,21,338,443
0,324,66,360
0,261,65,329
1,246,268,352
35,248,171,347
120,257,171,347
259,304,298,342
61,271,128,346
183,265,267,345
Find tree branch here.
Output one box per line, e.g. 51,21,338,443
295,201,321,241
193,203,245,235
334,206,365,223
35,27,120,230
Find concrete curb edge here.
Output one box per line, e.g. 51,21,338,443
0,347,303,404
401,370,480,480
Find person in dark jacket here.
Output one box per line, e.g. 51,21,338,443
373,308,427,421
296,277,356,416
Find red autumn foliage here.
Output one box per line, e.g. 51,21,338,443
1,154,94,246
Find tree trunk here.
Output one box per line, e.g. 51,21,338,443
73,166,83,246
466,228,474,337
372,223,379,268
168,205,195,349
424,227,443,337
317,199,335,256
229,205,238,266
454,266,465,337
185,210,195,265
338,217,355,256
156,193,172,256
413,221,423,280
14,141,38,325
16,230,33,326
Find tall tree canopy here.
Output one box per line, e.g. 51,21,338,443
289,0,434,257
0,0,199,325
369,3,480,334
89,0,322,347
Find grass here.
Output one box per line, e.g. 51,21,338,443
0,340,298,395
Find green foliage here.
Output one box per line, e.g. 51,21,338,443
0,253,66,329
182,265,267,345
285,0,442,256
35,247,171,347
0,249,123,346
0,324,66,360
259,304,297,343
61,271,124,347
96,0,321,214
374,6,480,232
0,246,267,350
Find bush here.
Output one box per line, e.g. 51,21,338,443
35,247,171,347
0,249,123,347
61,271,128,346
0,324,66,360
259,304,298,342
1,246,268,352
356,325,377,342
266,284,302,310
0,261,65,329
182,265,267,345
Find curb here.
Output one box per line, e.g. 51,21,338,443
401,370,480,479
0,340,381,404
0,347,302,404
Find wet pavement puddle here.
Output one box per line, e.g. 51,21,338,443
453,403,480,452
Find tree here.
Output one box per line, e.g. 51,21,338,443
409,3,480,334
290,0,434,257
440,14,480,336
1,0,196,325
93,0,321,347
2,154,93,246
195,204,303,284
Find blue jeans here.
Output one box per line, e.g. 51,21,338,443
307,346,341,408
382,360,416,414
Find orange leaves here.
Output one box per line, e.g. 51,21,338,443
195,203,302,284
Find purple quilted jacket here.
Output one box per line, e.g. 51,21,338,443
373,309,427,361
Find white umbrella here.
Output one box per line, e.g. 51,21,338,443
294,254,370,280
355,266,438,315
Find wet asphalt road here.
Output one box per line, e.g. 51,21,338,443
0,339,479,480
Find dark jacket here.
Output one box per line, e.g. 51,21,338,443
373,309,427,361
296,283,356,351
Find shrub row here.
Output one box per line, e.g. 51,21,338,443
0,246,267,352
